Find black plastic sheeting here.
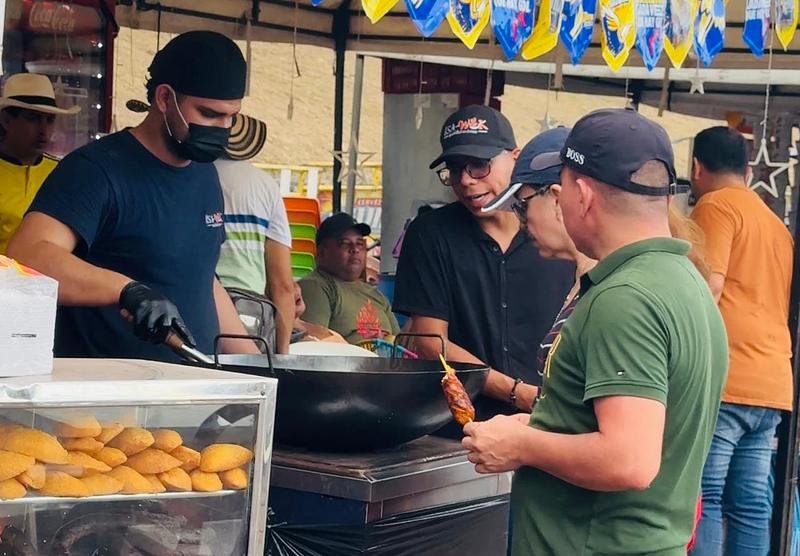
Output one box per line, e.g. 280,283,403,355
267,495,509,556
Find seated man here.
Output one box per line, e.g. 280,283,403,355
299,213,399,344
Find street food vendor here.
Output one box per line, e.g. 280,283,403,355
7,31,258,360
393,105,574,424
462,109,728,555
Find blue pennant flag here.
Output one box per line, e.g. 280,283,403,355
694,0,725,66
742,0,771,56
492,0,536,59
560,0,597,65
635,0,667,70
406,0,450,36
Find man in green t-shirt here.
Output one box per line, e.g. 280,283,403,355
299,213,399,344
462,109,728,555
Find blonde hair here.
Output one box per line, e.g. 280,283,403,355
668,204,711,279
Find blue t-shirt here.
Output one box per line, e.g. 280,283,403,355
29,130,225,361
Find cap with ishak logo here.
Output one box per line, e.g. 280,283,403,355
429,105,517,169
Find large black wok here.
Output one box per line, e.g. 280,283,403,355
189,352,488,452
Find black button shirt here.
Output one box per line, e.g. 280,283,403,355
393,202,575,420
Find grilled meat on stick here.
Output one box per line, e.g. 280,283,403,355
438,354,475,425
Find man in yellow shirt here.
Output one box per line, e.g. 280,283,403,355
0,73,79,253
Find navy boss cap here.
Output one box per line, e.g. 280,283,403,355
533,108,679,196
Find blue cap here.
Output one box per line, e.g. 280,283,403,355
532,108,679,196
482,127,571,213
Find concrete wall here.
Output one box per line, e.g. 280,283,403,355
380,93,459,274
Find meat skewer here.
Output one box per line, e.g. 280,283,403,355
438,354,475,425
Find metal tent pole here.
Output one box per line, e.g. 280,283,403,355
331,1,350,213
773,159,800,556
345,54,365,215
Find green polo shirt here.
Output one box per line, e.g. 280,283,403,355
512,238,728,556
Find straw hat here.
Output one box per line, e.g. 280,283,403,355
225,113,267,160
126,99,266,160
0,74,80,115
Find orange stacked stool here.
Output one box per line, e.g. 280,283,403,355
284,197,321,280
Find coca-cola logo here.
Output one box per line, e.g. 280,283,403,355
27,2,77,33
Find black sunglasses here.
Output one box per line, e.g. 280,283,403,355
435,158,493,187
510,185,552,221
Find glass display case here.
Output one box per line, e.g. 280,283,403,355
0,358,277,555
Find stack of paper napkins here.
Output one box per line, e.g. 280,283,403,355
0,256,57,376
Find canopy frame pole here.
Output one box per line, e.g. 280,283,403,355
331,0,351,213
345,53,365,214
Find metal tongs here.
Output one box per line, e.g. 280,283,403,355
121,307,215,365
164,331,215,365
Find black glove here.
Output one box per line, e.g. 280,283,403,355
119,281,195,347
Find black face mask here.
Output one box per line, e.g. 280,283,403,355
164,89,230,163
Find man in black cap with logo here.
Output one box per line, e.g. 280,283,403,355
461,108,728,555
393,105,574,425
8,31,259,360
299,212,399,344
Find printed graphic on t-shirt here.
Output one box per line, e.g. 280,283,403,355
356,299,383,339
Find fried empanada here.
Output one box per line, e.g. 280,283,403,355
0,450,35,482
171,445,201,472
190,470,222,492
94,447,127,468
60,437,104,454
143,474,166,493
219,467,248,490
39,471,90,497
157,467,192,492
126,449,181,475
107,428,154,456
95,422,125,444
16,463,45,489
107,465,153,495
199,444,253,472
152,429,183,453
0,478,25,500
0,427,68,464
54,415,102,438
67,451,111,475
81,474,124,496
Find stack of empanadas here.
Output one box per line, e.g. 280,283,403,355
0,417,255,500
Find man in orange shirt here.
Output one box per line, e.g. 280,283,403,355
689,126,794,556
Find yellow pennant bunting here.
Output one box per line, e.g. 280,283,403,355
447,0,492,49
362,0,402,23
775,0,799,50
521,0,564,60
599,0,636,71
663,0,699,67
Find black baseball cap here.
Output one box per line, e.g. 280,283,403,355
483,127,571,213
316,212,371,246
532,108,680,196
429,105,517,169
148,31,247,100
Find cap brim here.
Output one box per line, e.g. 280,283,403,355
530,151,562,171
429,145,505,169
0,98,80,115
481,183,523,214
353,223,372,237
317,222,372,245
